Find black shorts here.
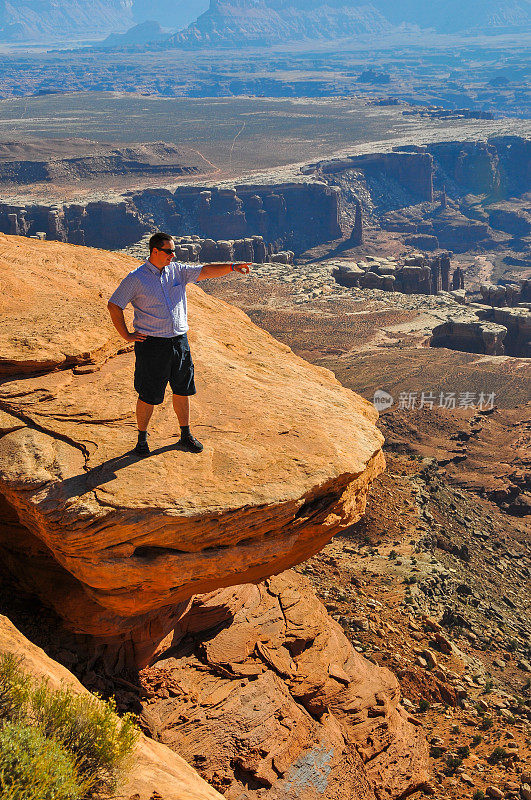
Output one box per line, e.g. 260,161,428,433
134,334,196,405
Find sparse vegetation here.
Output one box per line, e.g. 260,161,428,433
488,746,508,764
480,716,494,730
472,734,482,746
444,753,463,774
473,791,485,800
418,699,430,712
0,654,138,799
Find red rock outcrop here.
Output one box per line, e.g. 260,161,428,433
0,233,384,664
140,570,429,799
0,233,432,799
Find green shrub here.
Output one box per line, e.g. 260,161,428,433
457,745,470,758
444,753,463,774
471,734,482,747
488,746,507,764
0,655,138,797
0,720,87,800
473,791,485,800
480,716,493,730
0,656,31,723
31,686,137,793
418,699,430,712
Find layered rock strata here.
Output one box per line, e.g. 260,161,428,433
0,234,384,665
0,180,341,253
306,137,530,201
303,150,434,202
142,571,429,799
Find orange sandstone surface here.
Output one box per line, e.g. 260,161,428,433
0,234,430,799
0,233,384,657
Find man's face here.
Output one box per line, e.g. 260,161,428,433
151,239,175,268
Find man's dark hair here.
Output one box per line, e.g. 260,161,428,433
149,232,173,253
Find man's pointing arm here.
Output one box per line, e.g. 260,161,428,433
197,262,251,280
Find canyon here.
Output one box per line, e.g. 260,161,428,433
0,55,529,800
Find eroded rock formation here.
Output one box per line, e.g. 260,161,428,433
430,319,507,356
480,279,531,308
0,180,341,253
142,571,429,799
0,234,384,665
333,251,456,296
304,150,434,202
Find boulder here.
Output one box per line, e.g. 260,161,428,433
0,235,385,664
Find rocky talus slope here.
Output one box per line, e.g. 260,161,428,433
0,233,431,798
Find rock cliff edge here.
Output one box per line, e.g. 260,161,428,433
0,234,384,663
0,234,430,799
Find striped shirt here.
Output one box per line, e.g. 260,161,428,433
109,259,203,337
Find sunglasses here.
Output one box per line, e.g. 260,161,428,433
157,247,176,255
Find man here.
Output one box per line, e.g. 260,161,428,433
108,231,250,456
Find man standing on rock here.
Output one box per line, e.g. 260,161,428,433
108,231,250,455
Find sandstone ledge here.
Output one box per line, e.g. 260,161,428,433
0,235,384,660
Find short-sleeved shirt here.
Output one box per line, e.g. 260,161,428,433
109,259,203,337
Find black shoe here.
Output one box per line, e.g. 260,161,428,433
179,433,203,453
134,438,150,456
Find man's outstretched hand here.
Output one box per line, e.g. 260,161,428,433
232,263,251,274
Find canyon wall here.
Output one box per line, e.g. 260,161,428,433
2,136,527,258
304,135,529,207
0,180,340,253
303,150,434,202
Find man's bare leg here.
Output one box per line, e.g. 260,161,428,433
173,394,203,453
134,398,153,455
136,398,154,431
172,394,190,426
